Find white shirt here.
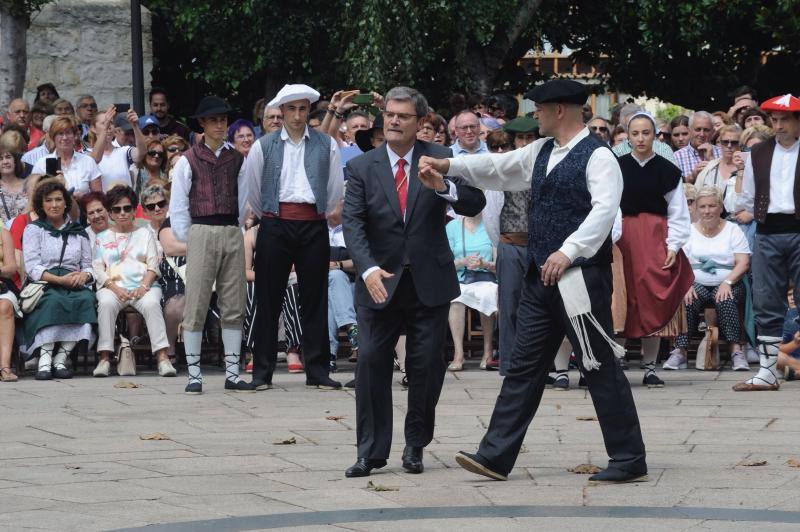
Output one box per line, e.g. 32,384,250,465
482,191,504,246
97,146,134,191
329,224,345,247
31,151,101,195
738,139,800,214
22,145,50,167
241,126,344,220
168,142,247,242
447,127,620,264
683,221,750,286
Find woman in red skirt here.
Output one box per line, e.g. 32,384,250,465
615,112,694,387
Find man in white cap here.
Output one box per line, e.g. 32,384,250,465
243,84,344,390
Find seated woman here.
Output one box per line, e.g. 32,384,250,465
129,139,166,197
80,192,109,248
0,142,29,225
446,212,497,371
158,213,188,367
22,179,96,380
664,186,751,370
92,185,175,377
0,226,19,381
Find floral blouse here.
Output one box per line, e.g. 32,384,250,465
92,227,160,290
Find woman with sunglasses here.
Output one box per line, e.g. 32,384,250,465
130,139,167,198
92,185,175,378
695,124,743,215
163,135,189,177
88,106,146,191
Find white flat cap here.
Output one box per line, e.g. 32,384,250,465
268,84,320,107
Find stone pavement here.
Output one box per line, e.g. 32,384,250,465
2,362,800,531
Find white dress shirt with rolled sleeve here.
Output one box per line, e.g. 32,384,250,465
738,139,800,215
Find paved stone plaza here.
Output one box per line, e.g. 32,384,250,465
2,363,800,531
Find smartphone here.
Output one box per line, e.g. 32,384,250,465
352,93,373,106
45,158,61,176
114,103,131,114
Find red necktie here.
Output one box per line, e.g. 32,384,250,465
395,158,408,215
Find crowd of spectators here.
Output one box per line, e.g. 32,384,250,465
0,81,797,396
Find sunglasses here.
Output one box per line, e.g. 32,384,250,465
590,126,609,133
166,146,182,153
147,150,164,158
111,205,134,214
144,199,167,211
719,140,740,147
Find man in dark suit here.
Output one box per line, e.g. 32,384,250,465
342,86,486,477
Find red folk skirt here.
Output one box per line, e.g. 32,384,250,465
616,212,694,338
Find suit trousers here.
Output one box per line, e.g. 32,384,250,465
355,270,449,459
751,232,800,338
496,242,527,376
477,264,647,477
253,218,329,383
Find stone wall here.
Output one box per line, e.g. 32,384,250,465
24,0,153,108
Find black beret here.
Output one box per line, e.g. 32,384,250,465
524,79,588,105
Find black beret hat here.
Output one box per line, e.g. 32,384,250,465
524,79,588,105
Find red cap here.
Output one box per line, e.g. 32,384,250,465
760,94,800,112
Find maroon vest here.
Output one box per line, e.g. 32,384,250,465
184,144,243,218
752,137,800,223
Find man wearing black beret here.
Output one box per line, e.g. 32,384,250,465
420,79,647,483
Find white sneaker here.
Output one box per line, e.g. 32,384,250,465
662,349,687,370
93,359,111,377
117,346,136,376
158,359,177,377
731,351,749,371
745,346,760,364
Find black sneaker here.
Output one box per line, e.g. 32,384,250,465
53,367,73,379
553,373,569,391
306,376,342,390
35,370,52,381
225,379,256,392
545,375,556,388
643,372,665,388
184,382,202,394
578,375,588,388
343,378,356,389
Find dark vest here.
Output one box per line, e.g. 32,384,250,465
184,144,243,219
752,137,800,224
527,134,612,268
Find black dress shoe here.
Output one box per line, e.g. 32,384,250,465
343,379,356,389
53,367,73,379
454,451,507,481
588,467,648,483
184,382,202,395
35,370,52,381
225,379,256,392
306,376,342,390
345,458,387,478
402,446,424,474
251,379,273,391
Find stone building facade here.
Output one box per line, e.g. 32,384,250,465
24,0,153,109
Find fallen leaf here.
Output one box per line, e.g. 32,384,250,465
114,381,139,388
367,480,398,492
576,416,597,421
326,415,345,421
738,459,767,467
519,444,528,454
568,464,601,474
272,436,297,445
555,404,562,412
787,459,800,468
139,432,171,441
65,465,81,470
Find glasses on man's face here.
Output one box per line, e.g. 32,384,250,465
590,126,609,133
720,139,740,148
147,150,164,158
382,111,417,122
457,124,479,132
144,199,167,211
111,204,134,214
80,103,98,110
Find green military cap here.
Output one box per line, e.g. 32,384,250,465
502,116,539,133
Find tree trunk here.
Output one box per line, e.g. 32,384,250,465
0,5,27,111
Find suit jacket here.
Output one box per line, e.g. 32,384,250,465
343,140,486,310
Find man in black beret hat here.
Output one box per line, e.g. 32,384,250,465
169,95,254,394
419,78,647,483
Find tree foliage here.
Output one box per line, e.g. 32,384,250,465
144,0,800,115
0,0,53,22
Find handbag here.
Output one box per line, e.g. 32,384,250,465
695,325,720,371
460,219,496,284
19,230,71,314
166,255,214,292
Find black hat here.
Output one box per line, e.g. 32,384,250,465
524,79,588,105
191,95,233,118
354,113,384,153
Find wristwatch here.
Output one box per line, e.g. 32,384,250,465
723,279,733,286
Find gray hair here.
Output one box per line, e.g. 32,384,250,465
695,185,723,206
384,86,428,118
141,183,168,204
618,103,643,131
75,94,95,107
689,111,713,129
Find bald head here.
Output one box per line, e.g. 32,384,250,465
8,98,30,128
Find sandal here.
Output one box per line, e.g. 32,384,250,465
0,367,18,382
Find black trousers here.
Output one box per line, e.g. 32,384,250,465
477,264,647,476
355,271,449,459
253,218,329,383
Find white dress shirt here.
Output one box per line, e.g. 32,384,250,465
241,126,344,220
738,139,800,215
168,142,247,242
447,127,620,264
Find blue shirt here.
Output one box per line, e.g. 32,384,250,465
447,218,493,282
782,307,800,359
451,140,488,157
